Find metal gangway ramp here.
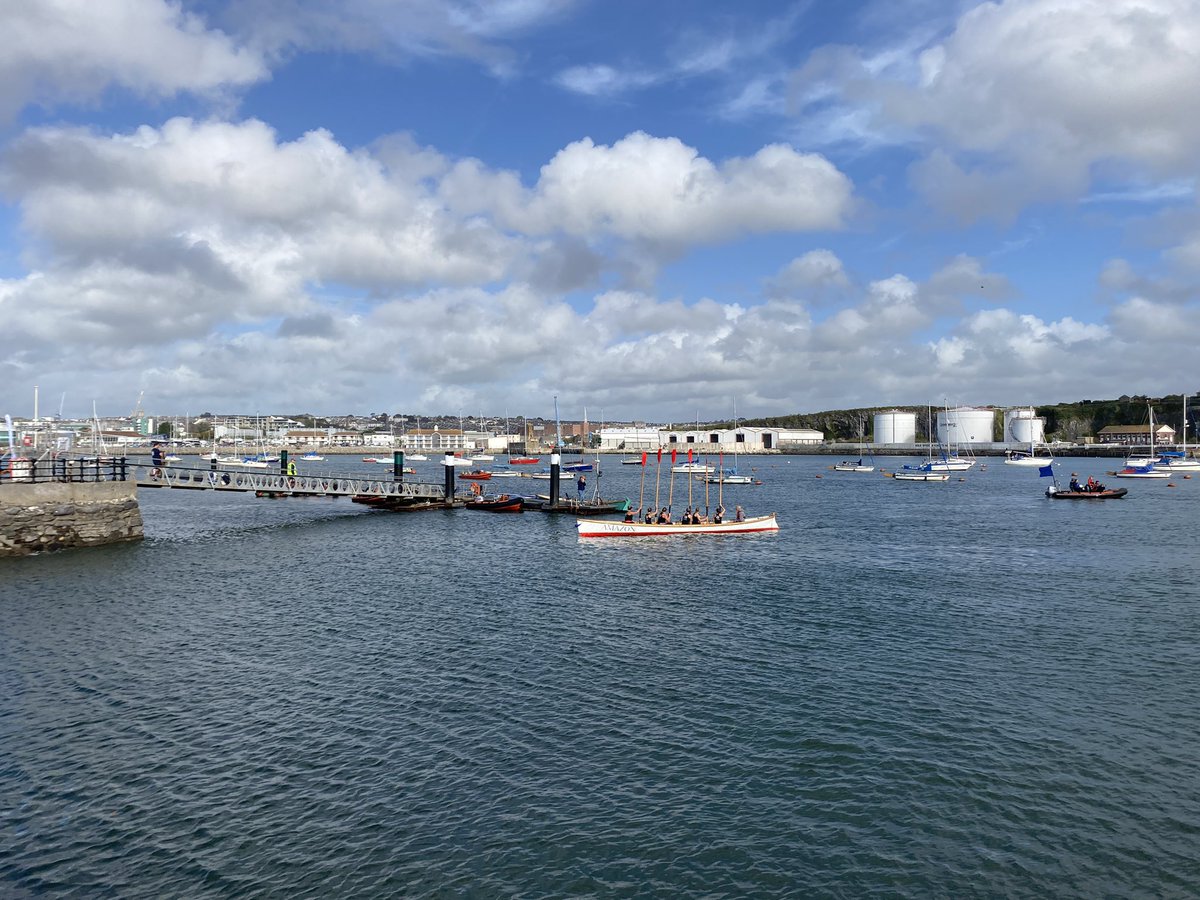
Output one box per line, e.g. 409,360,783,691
134,463,447,505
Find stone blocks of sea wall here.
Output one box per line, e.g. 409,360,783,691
0,482,144,557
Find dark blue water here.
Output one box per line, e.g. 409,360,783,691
3,456,1199,897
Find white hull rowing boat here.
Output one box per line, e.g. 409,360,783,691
576,513,779,537
892,471,950,482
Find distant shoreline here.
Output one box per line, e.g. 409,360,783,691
130,444,1159,460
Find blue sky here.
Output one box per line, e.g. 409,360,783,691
1,0,1198,422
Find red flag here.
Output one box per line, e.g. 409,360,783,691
656,447,662,463
640,451,647,467
671,448,678,464
687,448,693,462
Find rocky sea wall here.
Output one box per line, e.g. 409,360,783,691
0,482,143,557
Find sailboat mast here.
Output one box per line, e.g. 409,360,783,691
1183,395,1189,455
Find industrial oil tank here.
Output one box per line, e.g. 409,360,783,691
874,410,917,445
937,407,995,445
1004,408,1047,445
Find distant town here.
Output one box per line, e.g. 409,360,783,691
4,394,1196,456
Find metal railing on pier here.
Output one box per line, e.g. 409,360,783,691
1,455,130,484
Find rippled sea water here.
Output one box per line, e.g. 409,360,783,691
3,456,1199,897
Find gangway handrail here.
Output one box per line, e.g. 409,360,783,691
134,463,445,500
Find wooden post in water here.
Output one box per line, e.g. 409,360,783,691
279,449,288,478
393,450,404,482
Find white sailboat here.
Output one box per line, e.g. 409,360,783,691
895,407,951,481
924,403,975,471
1154,394,1200,471
1114,403,1170,478
707,407,754,483
833,415,875,473
1004,408,1054,467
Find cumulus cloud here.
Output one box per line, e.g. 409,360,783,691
768,249,850,301
1,118,523,295
520,133,853,245
4,239,1195,418
0,0,266,121
795,0,1200,222
0,117,868,417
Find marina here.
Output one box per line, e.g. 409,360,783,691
3,455,1199,896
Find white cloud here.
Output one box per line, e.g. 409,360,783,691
223,0,578,78
0,0,266,121
553,3,803,106
1,118,522,292
768,249,850,300
521,133,853,244
796,0,1200,222
552,65,659,97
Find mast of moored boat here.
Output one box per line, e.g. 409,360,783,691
687,447,694,512
654,443,662,511
667,446,676,511
1185,395,1191,457
1150,402,1156,461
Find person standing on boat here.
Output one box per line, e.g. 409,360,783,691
735,505,744,522
577,473,586,500
714,504,724,524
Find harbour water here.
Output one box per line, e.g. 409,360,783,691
3,456,1198,897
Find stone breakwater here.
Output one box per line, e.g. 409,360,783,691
0,482,143,557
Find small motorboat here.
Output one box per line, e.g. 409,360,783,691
1046,484,1128,499
508,457,540,465
459,470,492,480
465,494,524,513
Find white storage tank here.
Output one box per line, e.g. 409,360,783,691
937,407,995,445
1004,408,1046,445
874,410,917,445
